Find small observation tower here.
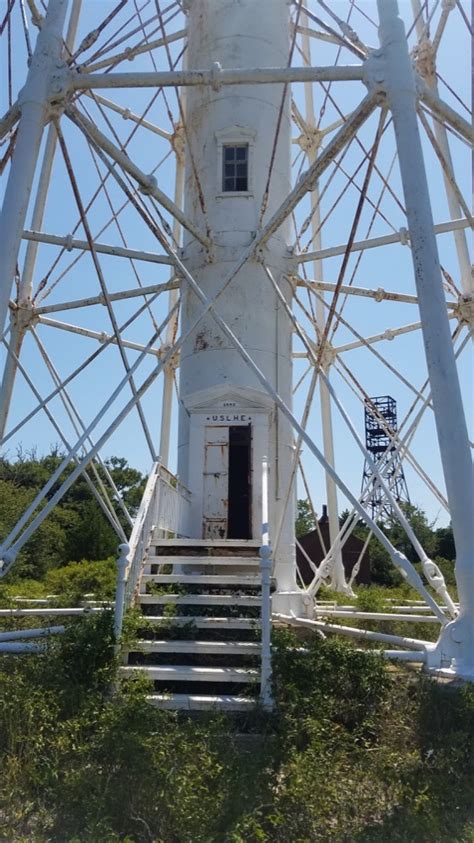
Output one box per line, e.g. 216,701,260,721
361,396,410,523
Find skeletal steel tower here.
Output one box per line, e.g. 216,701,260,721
361,396,410,522
0,0,472,678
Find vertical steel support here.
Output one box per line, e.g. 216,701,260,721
0,0,69,337
300,19,348,594
0,0,83,439
377,0,474,677
410,0,472,295
159,147,184,466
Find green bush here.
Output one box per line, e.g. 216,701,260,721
44,557,117,603
0,616,473,841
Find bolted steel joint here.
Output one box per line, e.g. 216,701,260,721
139,174,158,196
362,52,387,96
259,544,272,561
0,548,17,578
210,61,223,92
398,226,410,246
454,294,474,328
294,128,323,156
116,543,130,571
171,122,185,161
318,341,337,370
13,299,38,331
412,39,436,83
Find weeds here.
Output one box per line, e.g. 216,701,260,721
0,615,473,842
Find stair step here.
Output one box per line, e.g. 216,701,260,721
141,574,262,586
139,594,262,606
129,640,261,655
141,616,261,629
151,537,261,547
146,555,260,567
146,693,256,711
120,665,259,683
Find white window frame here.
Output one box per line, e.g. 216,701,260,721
215,125,256,198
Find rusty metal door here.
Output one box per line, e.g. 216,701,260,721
202,426,229,539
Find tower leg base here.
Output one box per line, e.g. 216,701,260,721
423,616,474,682
272,590,307,617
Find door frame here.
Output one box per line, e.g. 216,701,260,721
186,407,269,540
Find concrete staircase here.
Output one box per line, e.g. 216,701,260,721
120,535,271,712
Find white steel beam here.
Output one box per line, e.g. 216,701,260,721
295,278,424,304
378,0,474,677
83,28,187,74
334,320,424,353
34,280,179,315
298,17,346,593
83,91,173,141
409,0,472,296
159,150,184,467
0,0,69,335
0,0,84,440
67,106,212,251
36,315,165,357
71,64,365,91
260,92,380,247
22,229,175,265
0,101,21,141
4,337,127,539
296,217,472,263
295,24,342,47
1,292,166,447
418,81,474,146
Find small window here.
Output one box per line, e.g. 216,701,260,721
222,144,249,192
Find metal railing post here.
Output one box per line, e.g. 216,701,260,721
114,543,130,641
259,457,273,708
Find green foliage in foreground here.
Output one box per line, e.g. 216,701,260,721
0,615,473,842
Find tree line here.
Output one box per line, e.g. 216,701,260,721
0,447,145,580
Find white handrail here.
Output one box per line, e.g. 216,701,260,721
114,461,191,639
259,456,273,708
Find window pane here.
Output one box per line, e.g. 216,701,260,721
222,144,249,192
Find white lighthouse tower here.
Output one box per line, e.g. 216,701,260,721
177,0,299,605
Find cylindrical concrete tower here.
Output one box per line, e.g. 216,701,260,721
178,0,297,595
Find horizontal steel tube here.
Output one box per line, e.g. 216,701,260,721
296,217,472,263
72,64,365,91
0,625,65,641
419,83,474,145
0,642,47,653
35,280,179,315
0,607,107,616
275,614,430,649
22,229,175,265
316,610,440,623
369,649,427,662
